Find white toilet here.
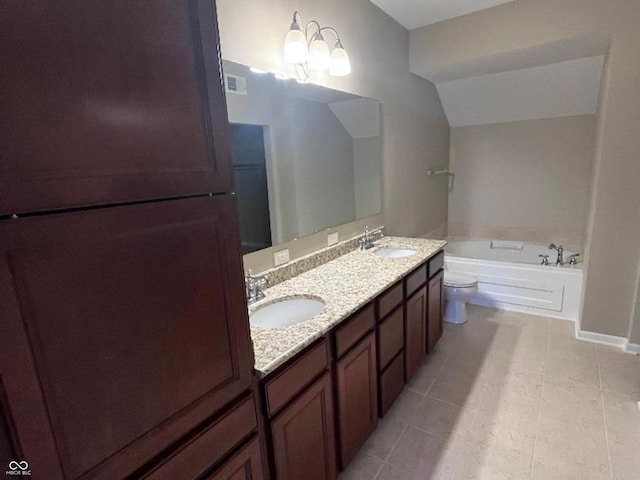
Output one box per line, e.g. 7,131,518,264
443,271,479,324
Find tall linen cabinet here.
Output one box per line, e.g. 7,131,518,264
0,1,261,479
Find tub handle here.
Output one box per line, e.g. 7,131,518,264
569,253,581,265
538,254,550,266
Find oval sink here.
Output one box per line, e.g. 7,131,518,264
374,247,417,258
250,296,325,329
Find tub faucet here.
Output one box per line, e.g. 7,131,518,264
548,243,564,266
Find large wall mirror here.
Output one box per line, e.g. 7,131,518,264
223,60,383,255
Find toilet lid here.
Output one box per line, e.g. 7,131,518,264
444,272,477,287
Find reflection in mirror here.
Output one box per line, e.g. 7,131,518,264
223,60,382,255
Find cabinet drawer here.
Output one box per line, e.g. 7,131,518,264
143,396,257,480
379,352,404,417
377,282,403,320
205,436,264,480
428,251,445,278
334,304,375,358
406,263,428,297
377,306,404,370
265,340,328,417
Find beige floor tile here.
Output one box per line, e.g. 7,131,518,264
385,389,424,424
454,439,533,480
539,377,604,430
597,348,640,397
474,398,539,452
338,452,384,480
548,318,577,337
410,396,475,440
602,390,640,440
548,333,598,363
608,438,640,480
362,416,407,460
603,391,640,480
406,347,449,394
374,463,419,480
386,426,451,478
531,460,611,480
534,426,610,475
545,352,601,389
428,362,488,408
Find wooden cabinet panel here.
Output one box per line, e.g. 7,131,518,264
265,340,328,417
379,352,405,417
377,306,404,370
406,264,428,297
143,397,257,480
428,251,445,278
377,282,403,320
0,0,232,215
334,304,375,358
0,196,253,480
270,373,336,480
427,270,444,353
405,286,427,382
336,332,378,469
205,437,264,480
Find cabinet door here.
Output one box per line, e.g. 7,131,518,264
270,373,337,480
0,195,253,480
427,270,444,353
405,286,427,381
206,437,264,480
0,0,232,215
336,332,378,469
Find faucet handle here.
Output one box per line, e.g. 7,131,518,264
569,253,581,265
538,254,550,265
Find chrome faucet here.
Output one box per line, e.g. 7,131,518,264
245,270,267,305
548,243,564,266
359,226,384,250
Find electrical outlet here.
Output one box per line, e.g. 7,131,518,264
273,249,290,266
327,232,339,246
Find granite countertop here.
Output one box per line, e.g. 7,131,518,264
249,236,447,377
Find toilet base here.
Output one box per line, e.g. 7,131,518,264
444,300,468,325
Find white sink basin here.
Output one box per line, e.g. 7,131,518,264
250,296,325,329
374,247,417,258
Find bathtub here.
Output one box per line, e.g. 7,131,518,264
444,238,583,321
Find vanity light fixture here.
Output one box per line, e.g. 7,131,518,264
283,11,351,79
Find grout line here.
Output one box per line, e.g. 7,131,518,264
595,346,615,480
528,318,550,480
382,422,409,462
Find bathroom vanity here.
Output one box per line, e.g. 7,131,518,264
247,239,446,479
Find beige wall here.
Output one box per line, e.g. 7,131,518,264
216,0,450,273
448,115,596,248
410,0,640,342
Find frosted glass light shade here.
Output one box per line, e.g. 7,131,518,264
284,28,308,64
329,46,351,76
308,38,331,71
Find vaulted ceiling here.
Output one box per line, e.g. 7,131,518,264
369,0,517,29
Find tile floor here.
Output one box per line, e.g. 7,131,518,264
339,305,640,480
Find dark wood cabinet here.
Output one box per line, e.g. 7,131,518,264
206,437,265,480
427,270,444,353
270,373,337,480
0,0,232,215
335,332,378,469
0,195,253,480
405,286,428,382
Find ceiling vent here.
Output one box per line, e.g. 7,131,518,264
225,74,247,95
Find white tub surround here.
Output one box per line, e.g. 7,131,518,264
445,238,583,321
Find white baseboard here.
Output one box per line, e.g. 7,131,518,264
625,342,640,355
574,323,640,355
